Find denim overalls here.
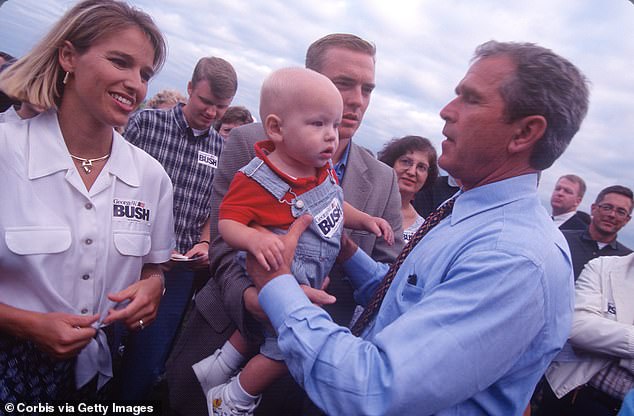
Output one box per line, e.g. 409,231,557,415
237,156,344,359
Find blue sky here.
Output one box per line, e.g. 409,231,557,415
2,0,634,246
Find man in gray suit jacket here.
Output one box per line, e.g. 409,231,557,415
166,34,403,415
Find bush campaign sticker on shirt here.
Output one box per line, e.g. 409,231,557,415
198,150,218,168
113,199,151,222
314,198,343,239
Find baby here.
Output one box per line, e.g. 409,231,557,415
196,67,393,415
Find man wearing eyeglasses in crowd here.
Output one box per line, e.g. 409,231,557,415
560,185,632,280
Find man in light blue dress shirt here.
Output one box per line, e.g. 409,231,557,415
247,41,590,415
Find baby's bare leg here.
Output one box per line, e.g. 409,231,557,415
238,354,288,396
228,329,251,356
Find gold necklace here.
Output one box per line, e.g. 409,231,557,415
69,153,110,174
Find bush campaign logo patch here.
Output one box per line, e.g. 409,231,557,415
198,150,218,168
314,198,343,239
113,199,150,222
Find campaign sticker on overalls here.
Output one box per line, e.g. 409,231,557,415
198,151,218,168
314,198,343,239
113,199,151,222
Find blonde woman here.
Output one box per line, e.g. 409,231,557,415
0,0,174,401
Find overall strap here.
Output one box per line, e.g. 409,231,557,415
239,156,291,201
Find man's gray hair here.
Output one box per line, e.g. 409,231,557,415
474,41,590,170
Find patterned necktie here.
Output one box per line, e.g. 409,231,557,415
351,197,456,336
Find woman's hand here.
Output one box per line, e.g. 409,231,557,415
102,267,164,331
30,312,99,360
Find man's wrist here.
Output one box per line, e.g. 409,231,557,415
196,240,210,246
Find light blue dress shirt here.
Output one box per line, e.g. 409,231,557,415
619,389,634,416
260,173,574,415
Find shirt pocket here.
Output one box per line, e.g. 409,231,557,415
5,226,71,255
113,230,151,257
400,280,425,304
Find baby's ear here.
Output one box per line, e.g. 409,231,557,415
264,114,283,144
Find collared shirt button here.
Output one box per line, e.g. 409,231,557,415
85,202,93,210
81,308,88,314
82,274,90,280
85,238,93,245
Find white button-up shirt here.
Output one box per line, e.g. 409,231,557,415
0,110,175,388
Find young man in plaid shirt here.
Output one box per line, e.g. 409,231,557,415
121,56,237,400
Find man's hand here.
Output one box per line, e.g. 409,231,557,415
243,280,336,326
302,284,336,306
183,242,210,269
337,234,359,263
246,214,312,290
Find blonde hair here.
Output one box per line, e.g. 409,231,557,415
259,67,339,122
146,89,187,109
0,0,166,109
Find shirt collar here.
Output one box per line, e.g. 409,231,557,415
333,140,352,182
28,110,74,179
254,139,333,186
105,132,141,187
28,110,140,187
552,210,577,225
451,173,539,225
175,102,213,139
172,102,190,133
581,228,620,249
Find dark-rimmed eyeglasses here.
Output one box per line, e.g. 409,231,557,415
597,203,631,219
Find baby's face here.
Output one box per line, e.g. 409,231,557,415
279,86,343,171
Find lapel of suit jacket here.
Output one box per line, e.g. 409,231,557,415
610,256,634,324
341,142,372,211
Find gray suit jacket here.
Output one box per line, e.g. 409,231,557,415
166,122,403,415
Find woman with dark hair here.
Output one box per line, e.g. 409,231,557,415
378,135,438,241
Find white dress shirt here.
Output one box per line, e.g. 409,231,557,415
0,110,175,388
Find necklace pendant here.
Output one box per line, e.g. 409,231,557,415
81,160,93,174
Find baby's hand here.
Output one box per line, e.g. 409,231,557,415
367,216,395,246
246,231,285,271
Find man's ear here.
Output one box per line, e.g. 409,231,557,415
508,115,547,154
58,40,78,73
187,81,193,97
264,114,283,144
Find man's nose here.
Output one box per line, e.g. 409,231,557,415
440,98,458,122
205,105,217,119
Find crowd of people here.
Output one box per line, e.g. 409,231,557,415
1,1,632,415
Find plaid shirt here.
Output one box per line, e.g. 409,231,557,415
589,361,634,400
125,103,222,253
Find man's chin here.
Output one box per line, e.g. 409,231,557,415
338,126,358,141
